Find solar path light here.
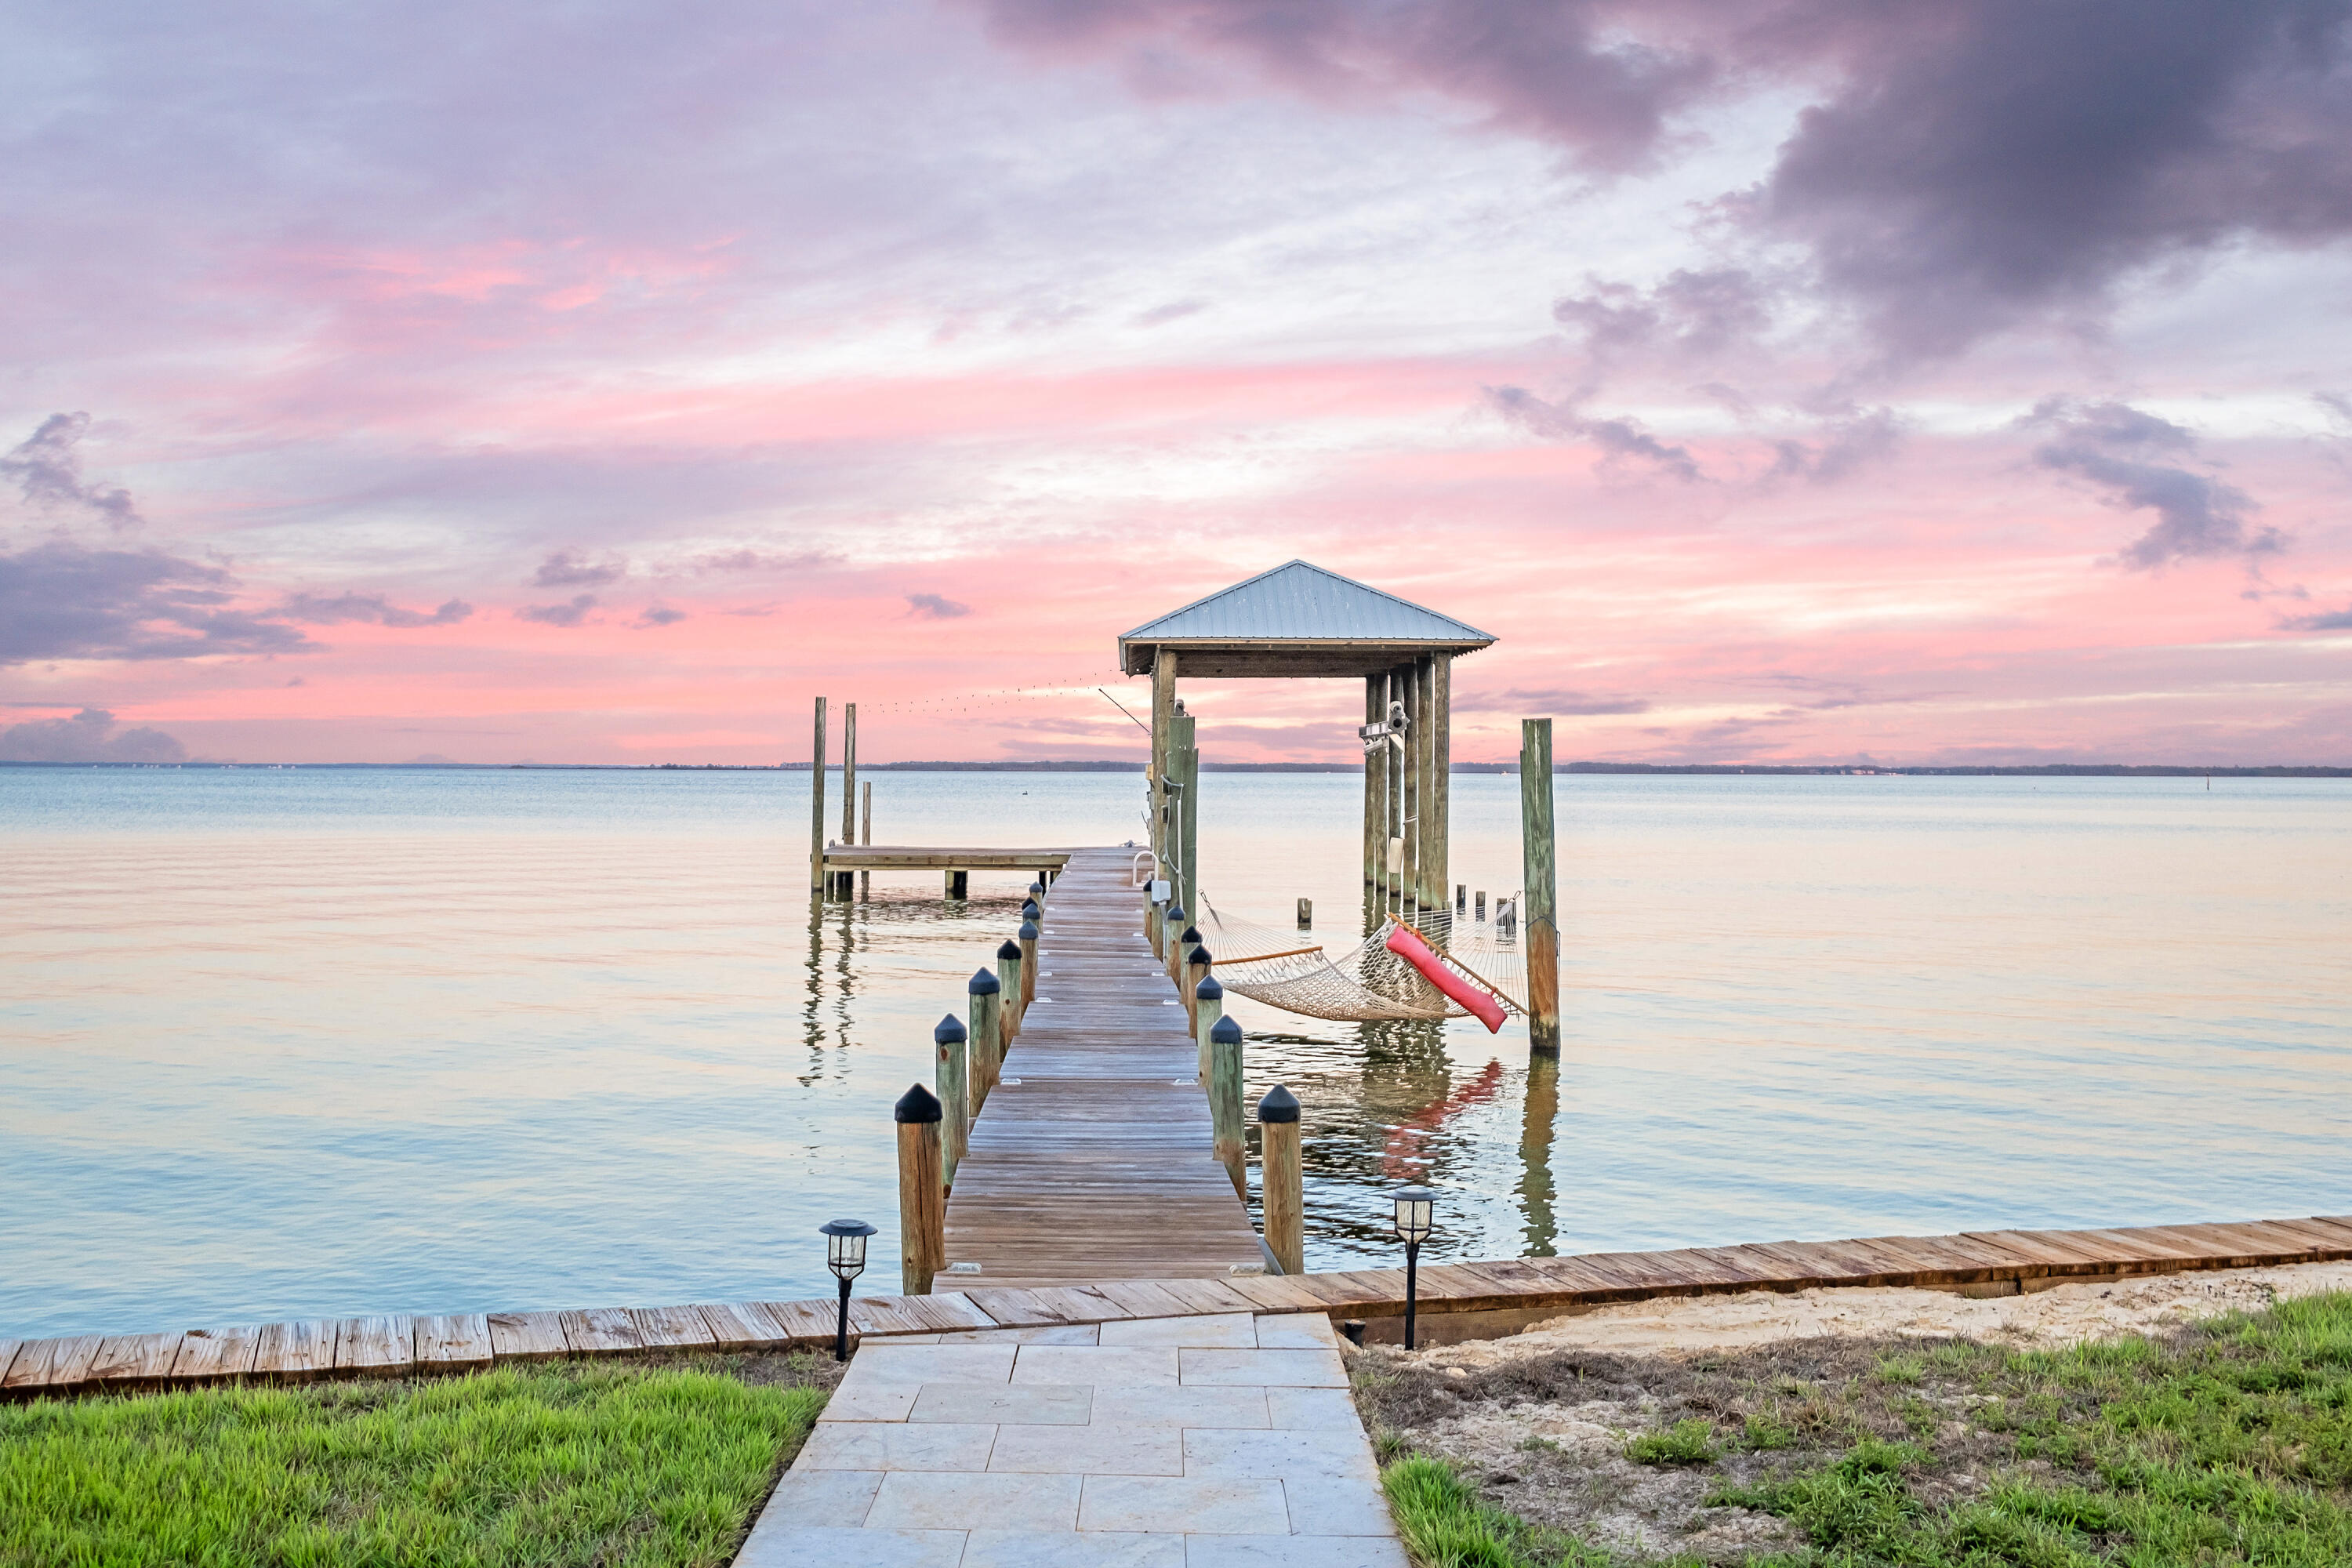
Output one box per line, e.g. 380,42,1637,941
819,1218,877,1361
1392,1185,1436,1349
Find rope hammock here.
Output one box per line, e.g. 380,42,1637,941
1198,892,1530,1025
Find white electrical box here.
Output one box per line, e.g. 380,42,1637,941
1149,879,1171,902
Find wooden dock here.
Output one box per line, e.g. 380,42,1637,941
10,1214,2352,1399
822,846,1073,873
939,845,1267,1287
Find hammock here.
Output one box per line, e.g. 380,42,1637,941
1197,892,1529,1024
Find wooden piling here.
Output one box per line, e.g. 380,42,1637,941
808,697,827,895
1209,1014,1244,1196
1401,662,1420,927
935,1013,968,1185
946,869,968,900
1184,945,1210,1034
968,967,1002,1111
1018,920,1039,1011
996,938,1023,1044
1173,713,1199,916
1363,674,1385,914
895,1083,945,1294
838,702,858,898
1421,648,1439,912
1258,1084,1303,1276
1194,973,1223,1082
860,780,872,898
1520,717,1560,1054
1297,897,1311,930
1150,652,1178,866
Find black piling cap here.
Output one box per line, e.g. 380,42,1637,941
1021,898,1041,920
1180,926,1201,946
1165,904,1185,925
996,938,1022,960
1211,1014,1243,1044
1258,1083,1300,1124
1029,880,1046,896
1191,946,1214,967
1196,975,1224,1002
1018,920,1040,941
935,1012,967,1044
895,1082,943,1123
968,967,1000,996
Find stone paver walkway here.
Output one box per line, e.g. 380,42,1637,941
738,1309,1406,1568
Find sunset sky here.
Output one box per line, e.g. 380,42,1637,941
3,0,2349,766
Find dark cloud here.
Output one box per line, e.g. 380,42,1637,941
1758,0,2352,358
0,706,187,763
1552,269,1772,365
1486,385,1700,481
695,548,837,574
1134,299,1209,325
976,0,1715,172
517,593,598,626
2024,398,2285,569
1764,407,1903,484
907,593,972,619
979,2,2352,357
278,590,473,627
2278,603,2352,630
1457,685,1650,716
532,548,626,587
0,542,312,664
637,604,688,626
2,413,141,528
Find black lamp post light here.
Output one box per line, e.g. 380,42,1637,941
820,1218,877,1361
1392,1185,1436,1349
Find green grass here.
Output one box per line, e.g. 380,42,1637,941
0,1358,829,1567
1625,1417,1720,1466
1370,1290,2352,1567
1383,1456,1632,1568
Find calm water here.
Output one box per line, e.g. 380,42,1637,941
3,767,2346,1339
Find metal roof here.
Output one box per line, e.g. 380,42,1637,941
1117,561,1496,677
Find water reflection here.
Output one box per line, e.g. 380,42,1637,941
1518,1054,1559,1258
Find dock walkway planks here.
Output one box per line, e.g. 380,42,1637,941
7,1214,2352,1399
939,844,1269,1289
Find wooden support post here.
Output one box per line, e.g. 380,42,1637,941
1520,717,1561,1054
1421,653,1439,921
946,869,967,900
1258,1084,1302,1276
1018,920,1039,1011
1172,712,1198,917
1387,666,1406,920
1146,883,1163,961
934,1012,968,1185
1185,946,1210,1036
996,938,1023,1045
1403,658,1421,927
1151,652,1178,866
1170,918,1196,987
808,697,827,895
1027,882,1047,927
838,702,857,899
895,1083,945,1294
1363,673,1384,914
967,967,1002,1112
1195,973,1222,1082
860,781,872,898
1209,1014,1244,1196
1297,898,1312,930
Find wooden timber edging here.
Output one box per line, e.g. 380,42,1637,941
8,1214,2352,1401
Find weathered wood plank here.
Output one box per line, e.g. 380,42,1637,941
757,1298,847,1350
415,1315,493,1370
172,1325,263,1382
87,1332,187,1388
4,1334,106,1394
251,1320,335,1381
560,1308,643,1355
630,1305,717,1350
695,1302,790,1351
332,1316,415,1376
487,1310,569,1361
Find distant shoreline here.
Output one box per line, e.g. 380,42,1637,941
5,760,2346,778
